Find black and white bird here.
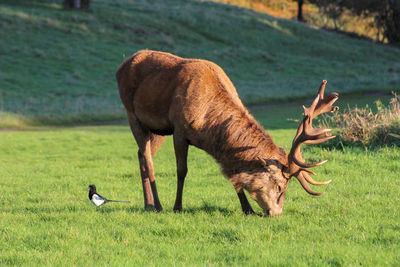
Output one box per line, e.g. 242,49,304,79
88,184,131,207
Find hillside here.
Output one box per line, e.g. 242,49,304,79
0,0,399,126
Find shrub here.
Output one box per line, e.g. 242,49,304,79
320,93,400,147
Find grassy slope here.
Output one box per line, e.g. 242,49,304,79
0,0,399,126
1,108,399,266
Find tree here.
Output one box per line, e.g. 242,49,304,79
296,0,305,21
294,0,342,25
344,0,400,44
306,0,345,30
302,0,400,45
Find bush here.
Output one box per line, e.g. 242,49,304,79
320,93,400,147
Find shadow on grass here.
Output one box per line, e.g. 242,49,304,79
120,173,134,179
99,202,238,217
19,201,261,218
97,206,143,213
99,204,266,218
181,202,234,216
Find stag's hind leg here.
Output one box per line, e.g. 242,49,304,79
128,113,164,211
148,133,165,211
172,134,189,212
150,134,165,157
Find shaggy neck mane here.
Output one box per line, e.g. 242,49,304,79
199,88,283,176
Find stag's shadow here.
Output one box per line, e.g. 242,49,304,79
119,202,235,217
96,204,266,218
180,203,234,216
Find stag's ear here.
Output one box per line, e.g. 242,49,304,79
258,157,287,174
257,156,267,167
272,147,289,175
257,157,275,172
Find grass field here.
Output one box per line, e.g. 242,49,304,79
0,0,399,127
1,0,400,265
1,98,400,266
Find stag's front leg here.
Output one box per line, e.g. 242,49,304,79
173,134,188,212
237,189,255,215
128,114,163,211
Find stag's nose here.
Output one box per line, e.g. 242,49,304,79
267,208,282,217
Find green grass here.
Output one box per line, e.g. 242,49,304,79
1,103,399,266
1,0,399,265
1,0,399,126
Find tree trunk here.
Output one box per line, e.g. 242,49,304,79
297,0,304,22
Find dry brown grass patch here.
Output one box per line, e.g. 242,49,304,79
320,93,400,147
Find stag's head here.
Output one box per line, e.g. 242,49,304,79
244,81,339,216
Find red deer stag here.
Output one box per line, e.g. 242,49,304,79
116,50,339,216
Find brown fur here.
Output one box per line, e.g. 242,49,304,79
116,50,291,216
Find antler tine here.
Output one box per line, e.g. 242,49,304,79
302,170,331,185
318,80,327,99
313,80,339,119
303,92,320,119
296,172,325,196
288,80,338,196
291,142,328,168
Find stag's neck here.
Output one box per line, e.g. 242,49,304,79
197,105,283,176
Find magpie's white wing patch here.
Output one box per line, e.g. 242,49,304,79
91,194,105,206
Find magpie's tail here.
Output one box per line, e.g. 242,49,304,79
107,199,131,204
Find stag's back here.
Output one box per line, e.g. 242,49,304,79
116,50,249,137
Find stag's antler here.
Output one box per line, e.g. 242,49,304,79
288,80,339,195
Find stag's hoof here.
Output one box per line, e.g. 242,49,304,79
155,205,163,212
173,205,182,213
144,204,163,212
242,208,255,216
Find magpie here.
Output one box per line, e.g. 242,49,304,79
88,184,131,206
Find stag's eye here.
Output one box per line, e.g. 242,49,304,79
277,185,282,192
277,192,284,205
